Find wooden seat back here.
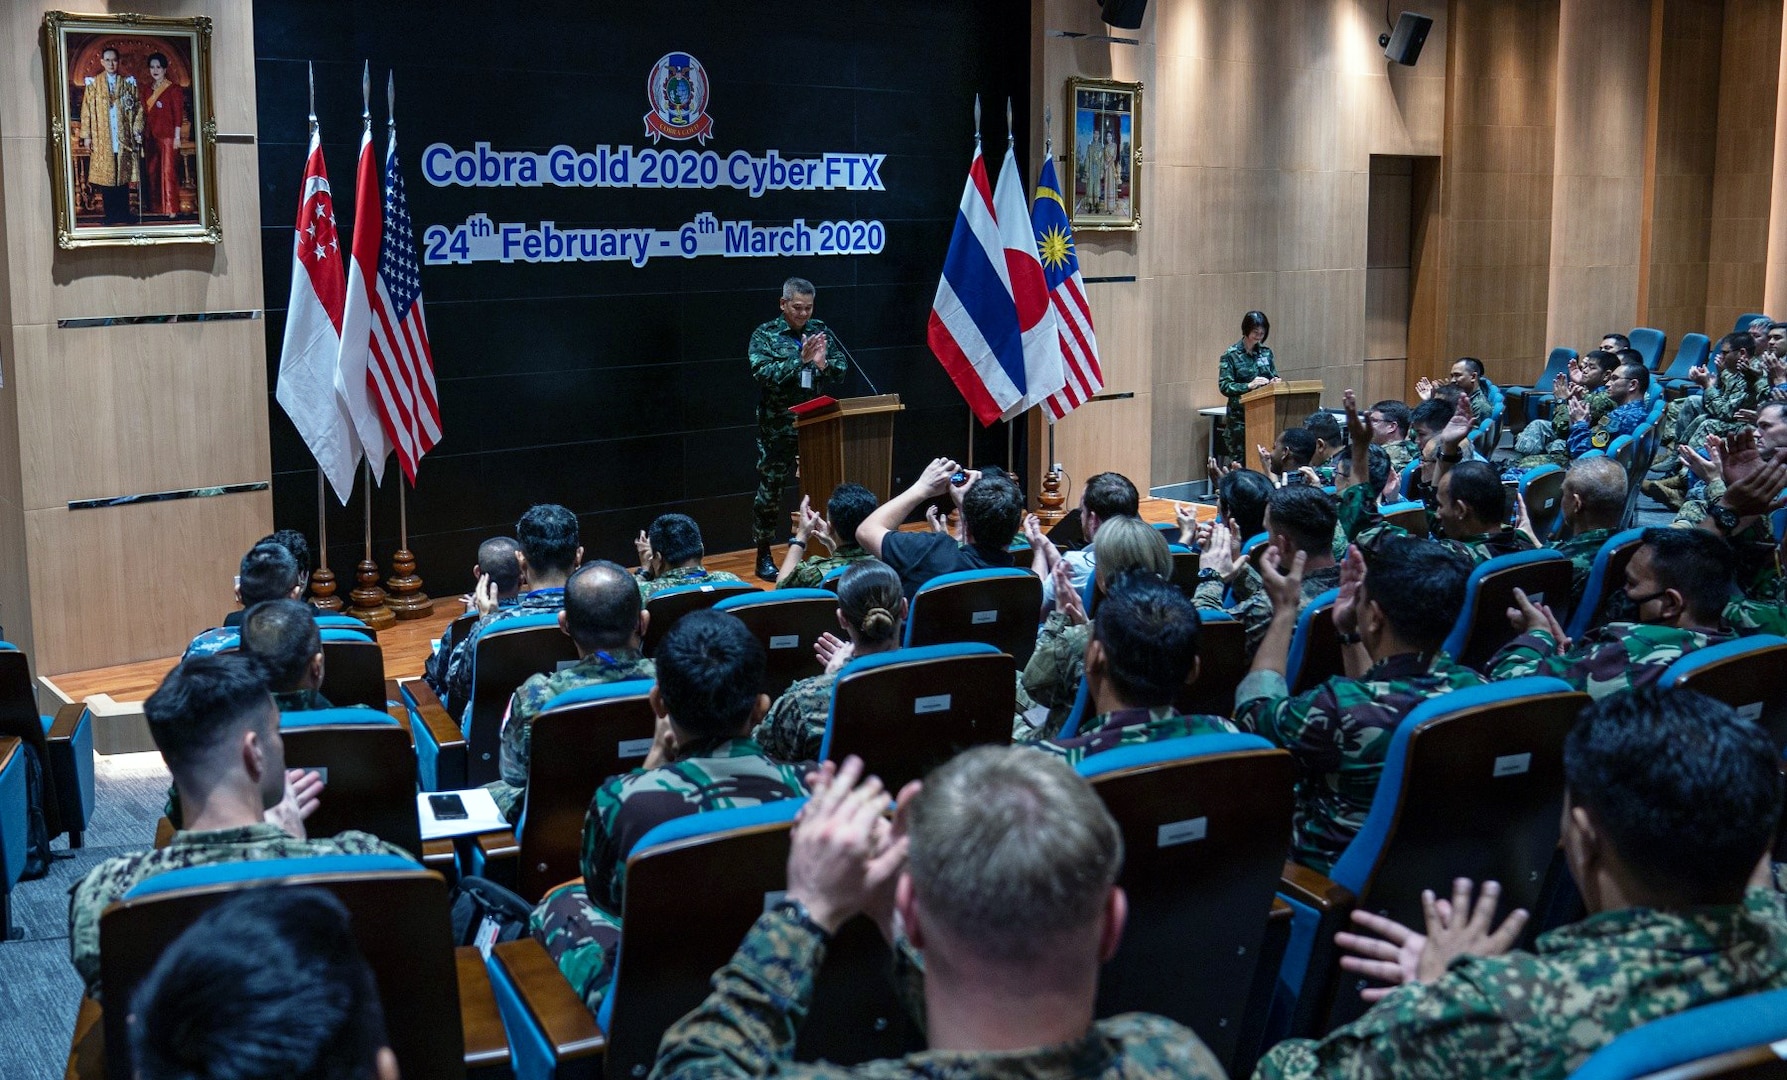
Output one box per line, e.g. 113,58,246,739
1443,550,1574,670
1565,529,1646,638
1380,500,1429,538
1176,612,1247,718
100,860,465,1080
643,582,760,656
319,636,388,711
1080,736,1294,1069
1287,591,1343,696
823,645,1014,792
1663,636,1787,753
467,619,580,785
281,712,422,857
715,590,838,698
604,804,916,1080
516,680,658,902
904,569,1043,668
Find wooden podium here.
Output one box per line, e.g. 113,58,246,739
793,394,904,508
1239,380,1324,464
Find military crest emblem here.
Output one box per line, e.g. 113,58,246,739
644,52,713,144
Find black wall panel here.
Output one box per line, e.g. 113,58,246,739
254,0,1031,586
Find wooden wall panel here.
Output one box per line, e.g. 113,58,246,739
0,0,269,675
1547,0,1649,353
1706,0,1781,333
1645,0,1726,341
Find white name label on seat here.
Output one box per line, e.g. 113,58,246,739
617,737,653,758
1493,753,1532,777
1158,817,1208,847
971,609,998,624
914,694,951,714
769,635,800,650
1527,593,1544,607
1739,702,1765,721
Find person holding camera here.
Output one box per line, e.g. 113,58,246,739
855,457,1025,600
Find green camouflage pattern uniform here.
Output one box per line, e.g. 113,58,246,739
1339,484,1537,565
779,543,868,589
650,906,1229,1080
1679,367,1757,447
1194,565,1344,656
753,669,840,762
750,315,847,545
1487,623,1734,699
1551,527,1615,615
532,736,808,1012
1235,654,1488,874
69,823,413,999
445,588,568,712
1032,706,1238,766
638,565,748,603
1219,341,1277,462
1468,387,1492,421
485,649,656,823
1383,439,1416,474
1255,888,1787,1080
1022,613,1092,737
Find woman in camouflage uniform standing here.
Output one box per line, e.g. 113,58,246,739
1218,310,1280,464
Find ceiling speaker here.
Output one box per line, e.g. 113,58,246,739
1380,11,1433,66
1099,0,1148,30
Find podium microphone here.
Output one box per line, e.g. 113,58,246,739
827,328,884,397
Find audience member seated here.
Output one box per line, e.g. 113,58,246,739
1037,573,1237,764
1025,470,1140,609
530,610,808,1014
1261,426,1317,481
1356,437,1535,564
1511,350,1619,467
1195,484,1342,655
857,457,1023,600
1663,333,1762,490
422,536,522,698
1489,528,1735,698
445,504,584,711
635,512,746,601
775,482,878,589
1701,452,1787,634
1599,331,1630,353
1237,537,1485,873
1023,516,1172,739
1367,399,1417,473
187,541,307,657
1534,457,1629,615
1303,410,1344,482
1565,359,1649,458
1257,687,1787,1078
1406,398,1484,489
69,654,413,999
649,748,1228,1080
130,887,399,1080
1418,356,1491,421
485,560,655,823
222,529,313,628
755,558,905,763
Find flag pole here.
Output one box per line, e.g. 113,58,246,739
964,94,982,471
300,61,344,610
381,69,433,620
349,457,395,629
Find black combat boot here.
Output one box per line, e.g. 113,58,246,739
755,543,778,581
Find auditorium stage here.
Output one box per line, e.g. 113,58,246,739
42,497,1208,730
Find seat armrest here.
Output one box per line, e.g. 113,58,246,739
470,829,520,890
488,937,605,1079
45,701,95,846
404,680,467,790
1279,860,1354,912
423,838,458,877
47,702,85,740
457,945,512,1074
65,995,105,1080
1277,861,1357,1039
153,816,176,850
387,678,413,741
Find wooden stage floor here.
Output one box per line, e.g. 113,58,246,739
46,497,1204,707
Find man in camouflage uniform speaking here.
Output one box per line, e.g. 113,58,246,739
1256,686,1787,1079
649,746,1228,1080
749,278,847,580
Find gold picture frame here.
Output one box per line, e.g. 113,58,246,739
42,11,221,248
1064,76,1141,231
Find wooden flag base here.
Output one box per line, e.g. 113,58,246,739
348,557,396,630
307,567,345,612
1036,467,1068,526
384,548,433,619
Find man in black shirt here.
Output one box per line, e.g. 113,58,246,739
856,457,1024,599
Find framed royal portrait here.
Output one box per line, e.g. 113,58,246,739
42,12,221,248
1064,77,1141,231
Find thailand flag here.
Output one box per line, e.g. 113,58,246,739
994,145,1065,421
1030,156,1104,420
926,145,1030,426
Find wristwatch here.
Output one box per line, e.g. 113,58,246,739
771,895,830,940
1336,630,1363,646
788,537,807,548
1708,503,1741,533
1196,568,1222,583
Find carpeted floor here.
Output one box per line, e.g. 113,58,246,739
0,751,172,1080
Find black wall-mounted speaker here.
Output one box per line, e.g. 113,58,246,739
1381,11,1433,66
1099,0,1148,30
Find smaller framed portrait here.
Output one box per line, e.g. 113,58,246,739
42,11,221,249
1064,77,1142,231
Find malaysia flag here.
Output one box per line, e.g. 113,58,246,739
1030,156,1104,419
926,144,1030,426
994,144,1065,420
275,118,360,503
